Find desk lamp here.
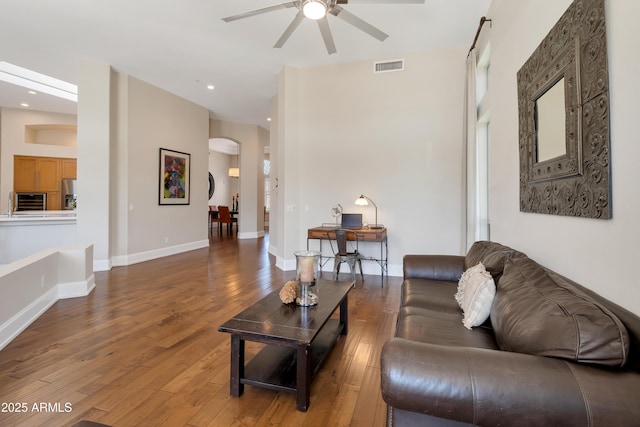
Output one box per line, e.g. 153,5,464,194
355,194,383,229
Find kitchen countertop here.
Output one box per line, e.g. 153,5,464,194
0,210,77,225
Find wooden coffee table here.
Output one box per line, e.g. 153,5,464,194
218,279,354,411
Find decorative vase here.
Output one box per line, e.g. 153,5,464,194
294,250,320,306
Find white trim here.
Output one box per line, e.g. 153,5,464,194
93,258,111,272
276,252,402,277
282,257,297,271
0,287,58,351
269,244,278,256
238,230,265,239
320,259,402,277
0,246,96,350
275,255,292,271
111,239,209,267
58,274,96,299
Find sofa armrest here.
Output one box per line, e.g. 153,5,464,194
403,254,464,281
381,338,602,426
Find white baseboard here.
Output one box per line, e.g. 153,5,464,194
322,261,403,277
0,274,97,351
0,287,58,351
93,258,111,272
275,255,401,276
112,239,209,267
58,274,96,299
275,255,289,271
238,230,266,239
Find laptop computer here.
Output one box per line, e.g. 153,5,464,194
341,213,363,229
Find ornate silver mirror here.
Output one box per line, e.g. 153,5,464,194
518,0,610,219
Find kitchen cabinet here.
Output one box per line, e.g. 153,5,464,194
13,155,70,210
14,156,37,192
61,159,77,179
36,158,61,192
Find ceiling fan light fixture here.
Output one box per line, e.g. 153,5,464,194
302,0,327,20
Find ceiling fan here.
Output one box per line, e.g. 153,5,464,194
222,0,425,55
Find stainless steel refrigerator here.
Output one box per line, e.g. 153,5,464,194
61,179,77,210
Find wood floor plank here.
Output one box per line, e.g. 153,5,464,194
352,365,385,426
0,232,402,426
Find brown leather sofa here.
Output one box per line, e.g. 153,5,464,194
381,241,640,426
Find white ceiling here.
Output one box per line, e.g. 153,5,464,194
0,0,491,128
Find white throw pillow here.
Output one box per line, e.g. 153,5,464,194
461,266,496,329
455,262,486,308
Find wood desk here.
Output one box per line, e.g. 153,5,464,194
307,226,388,286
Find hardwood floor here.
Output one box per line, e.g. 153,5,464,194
0,230,402,426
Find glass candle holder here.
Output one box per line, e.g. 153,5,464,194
295,250,320,306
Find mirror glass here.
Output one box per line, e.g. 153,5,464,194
535,78,566,162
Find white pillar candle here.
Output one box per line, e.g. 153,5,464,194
299,256,315,283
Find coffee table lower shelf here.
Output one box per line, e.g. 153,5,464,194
242,319,343,394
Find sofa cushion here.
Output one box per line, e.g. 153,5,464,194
460,265,496,329
465,241,526,283
396,306,498,350
491,256,630,367
402,278,460,314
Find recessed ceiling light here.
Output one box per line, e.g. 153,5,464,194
207,84,215,90
28,90,37,95
21,103,29,107
267,117,272,122
0,61,77,102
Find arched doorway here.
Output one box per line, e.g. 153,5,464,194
208,138,239,235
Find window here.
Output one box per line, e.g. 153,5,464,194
264,159,270,212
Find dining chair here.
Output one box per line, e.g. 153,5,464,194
331,228,364,286
217,205,237,234
209,205,221,234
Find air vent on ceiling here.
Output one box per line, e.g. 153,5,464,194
374,59,404,73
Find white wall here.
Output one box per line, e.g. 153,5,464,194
486,0,640,314
208,150,234,207
76,62,112,270
113,74,210,264
0,220,78,264
273,50,467,274
75,63,211,269
269,96,280,257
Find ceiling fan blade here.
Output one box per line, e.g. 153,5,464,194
222,1,298,23
274,11,306,48
330,5,389,41
317,17,337,55
336,0,425,3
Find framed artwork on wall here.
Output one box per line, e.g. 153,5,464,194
159,148,190,205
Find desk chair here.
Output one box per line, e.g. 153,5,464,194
331,228,364,286
217,205,237,234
